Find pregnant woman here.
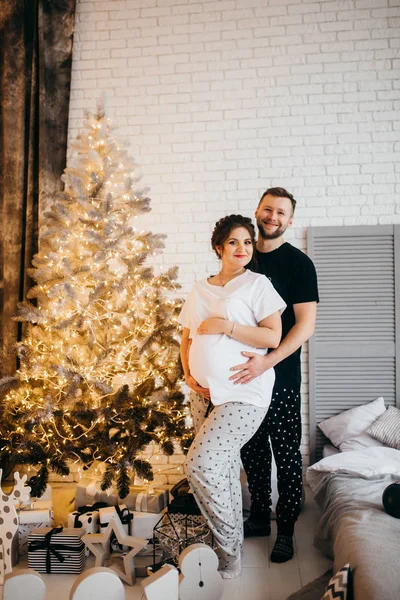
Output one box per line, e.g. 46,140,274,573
178,214,286,579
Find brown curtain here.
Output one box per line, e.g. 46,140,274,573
0,0,76,377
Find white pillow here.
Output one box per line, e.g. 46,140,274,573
318,396,386,448
339,433,386,452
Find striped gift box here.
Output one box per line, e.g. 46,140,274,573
28,527,86,574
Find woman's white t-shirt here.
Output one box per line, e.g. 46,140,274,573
178,270,286,409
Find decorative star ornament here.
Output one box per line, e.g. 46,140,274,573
82,517,147,585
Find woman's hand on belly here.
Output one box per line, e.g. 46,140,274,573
185,374,210,400
197,317,228,335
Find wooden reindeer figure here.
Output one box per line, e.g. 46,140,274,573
0,470,31,577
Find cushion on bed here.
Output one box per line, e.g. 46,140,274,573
318,397,386,449
366,406,400,449
321,563,352,600
339,433,386,452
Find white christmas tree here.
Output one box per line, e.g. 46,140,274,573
0,107,191,497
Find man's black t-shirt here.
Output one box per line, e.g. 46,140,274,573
255,243,319,388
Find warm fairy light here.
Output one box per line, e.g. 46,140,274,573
1,108,188,489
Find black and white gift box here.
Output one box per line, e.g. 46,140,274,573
28,527,86,574
17,502,53,556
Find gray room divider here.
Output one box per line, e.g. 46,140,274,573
308,225,400,463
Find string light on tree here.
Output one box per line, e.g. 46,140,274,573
0,105,193,498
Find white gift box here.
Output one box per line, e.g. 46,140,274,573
132,511,163,540
32,500,53,511
17,498,53,513
99,504,133,551
17,507,53,556
18,506,52,525
67,509,99,534
68,509,100,556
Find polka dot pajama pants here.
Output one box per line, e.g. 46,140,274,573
241,386,302,537
186,393,267,568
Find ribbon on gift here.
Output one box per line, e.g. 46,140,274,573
73,502,108,528
28,527,84,574
135,493,148,512
115,505,133,535
99,505,133,534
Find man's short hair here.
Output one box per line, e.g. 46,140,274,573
258,187,296,214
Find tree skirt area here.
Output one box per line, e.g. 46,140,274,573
7,483,146,599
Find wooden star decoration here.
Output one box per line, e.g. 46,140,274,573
82,517,147,586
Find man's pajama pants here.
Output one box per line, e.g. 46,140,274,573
186,392,268,568
241,386,303,536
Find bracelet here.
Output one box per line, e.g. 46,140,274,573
229,322,236,338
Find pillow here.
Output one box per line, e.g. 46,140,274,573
321,563,352,600
318,397,386,448
339,433,386,452
366,406,400,450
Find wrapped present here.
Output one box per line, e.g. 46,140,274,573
17,505,53,556
17,498,53,513
132,511,163,540
68,503,106,556
74,477,117,509
75,477,169,514
28,526,86,574
32,500,53,511
99,504,133,551
130,488,169,514
68,502,106,533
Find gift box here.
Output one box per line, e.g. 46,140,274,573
75,477,169,514
131,511,163,540
68,503,106,533
68,503,106,556
17,505,53,556
28,527,86,574
99,504,133,551
131,488,169,514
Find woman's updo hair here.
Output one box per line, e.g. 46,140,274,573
211,214,257,269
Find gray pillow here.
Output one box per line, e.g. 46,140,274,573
366,406,400,450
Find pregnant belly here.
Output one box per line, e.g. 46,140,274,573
189,335,264,389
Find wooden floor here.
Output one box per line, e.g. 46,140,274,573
9,487,332,600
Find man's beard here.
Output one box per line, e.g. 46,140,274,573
257,219,287,240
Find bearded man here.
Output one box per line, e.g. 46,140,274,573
231,187,319,563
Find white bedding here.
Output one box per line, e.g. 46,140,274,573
306,446,400,492
322,444,340,458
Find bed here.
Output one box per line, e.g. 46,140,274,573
306,400,400,600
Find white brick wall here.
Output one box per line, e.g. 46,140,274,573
68,0,400,475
